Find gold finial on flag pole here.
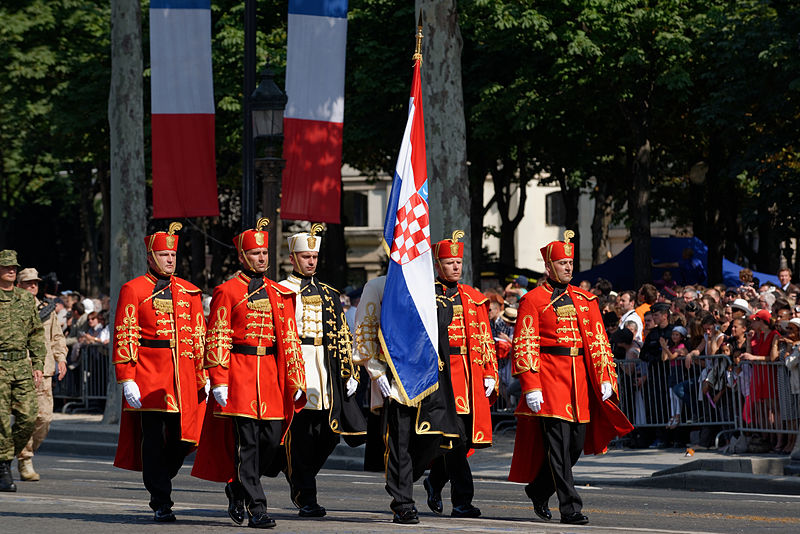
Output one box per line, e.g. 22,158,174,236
413,11,423,63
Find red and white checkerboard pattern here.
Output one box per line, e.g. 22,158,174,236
390,192,431,265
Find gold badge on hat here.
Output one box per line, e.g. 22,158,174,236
307,223,324,249
563,230,575,256
166,222,183,249
254,217,270,247
450,230,464,256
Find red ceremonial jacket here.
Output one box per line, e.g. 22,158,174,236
113,272,207,471
437,280,498,447
191,271,305,483
508,281,633,483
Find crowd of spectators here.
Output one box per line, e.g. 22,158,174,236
483,265,800,454
601,266,800,453
26,272,111,380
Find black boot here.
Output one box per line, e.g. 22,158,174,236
0,461,17,492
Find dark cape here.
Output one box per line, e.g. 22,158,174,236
313,277,368,446
364,293,464,479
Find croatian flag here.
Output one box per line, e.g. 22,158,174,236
281,0,347,224
150,0,219,218
379,57,439,405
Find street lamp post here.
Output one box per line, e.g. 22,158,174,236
241,0,257,230
251,68,287,280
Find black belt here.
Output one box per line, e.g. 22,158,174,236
448,345,466,355
139,338,174,349
232,344,276,356
540,346,583,357
300,336,323,346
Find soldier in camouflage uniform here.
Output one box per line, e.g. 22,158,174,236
16,267,68,481
0,250,46,492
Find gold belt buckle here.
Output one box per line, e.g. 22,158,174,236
314,337,322,346
570,346,579,356
169,339,176,348
257,346,266,356
460,346,467,355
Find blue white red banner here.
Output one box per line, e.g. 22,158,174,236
281,0,348,224
379,58,439,405
150,0,219,218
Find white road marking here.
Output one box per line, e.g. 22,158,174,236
56,459,114,465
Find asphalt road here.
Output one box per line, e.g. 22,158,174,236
1,452,799,533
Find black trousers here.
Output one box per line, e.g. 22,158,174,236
526,418,586,516
426,415,473,507
286,409,340,507
229,417,282,516
140,412,190,511
384,401,416,512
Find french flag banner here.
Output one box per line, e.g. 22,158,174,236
378,58,439,405
150,0,219,218
281,0,347,224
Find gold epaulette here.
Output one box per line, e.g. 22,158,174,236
571,286,598,301
319,282,340,294
175,280,202,294
273,284,296,296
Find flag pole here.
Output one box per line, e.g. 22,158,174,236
414,11,423,62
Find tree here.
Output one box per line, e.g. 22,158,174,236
415,1,472,283
104,0,146,424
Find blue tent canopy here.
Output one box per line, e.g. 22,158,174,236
573,236,780,290
721,258,779,287
573,237,707,290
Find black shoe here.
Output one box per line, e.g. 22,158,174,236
451,504,481,518
225,483,246,525
392,507,420,524
560,512,589,525
248,512,276,529
298,503,326,517
153,507,176,522
423,478,442,515
533,501,552,522
0,461,17,492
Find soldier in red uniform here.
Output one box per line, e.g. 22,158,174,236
423,231,497,518
191,218,305,529
112,222,208,522
508,231,633,525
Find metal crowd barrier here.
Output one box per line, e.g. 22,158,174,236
735,359,800,437
53,344,109,413
615,354,738,431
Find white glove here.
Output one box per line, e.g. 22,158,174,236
204,380,211,396
122,381,142,409
346,377,359,397
484,377,496,397
294,389,303,402
601,381,613,401
213,385,228,407
525,391,543,413
376,375,392,398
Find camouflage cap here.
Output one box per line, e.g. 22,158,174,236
17,267,41,283
0,249,20,268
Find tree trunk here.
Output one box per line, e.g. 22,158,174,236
554,169,581,270
104,0,146,424
591,177,614,266
629,138,652,288
415,1,472,284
